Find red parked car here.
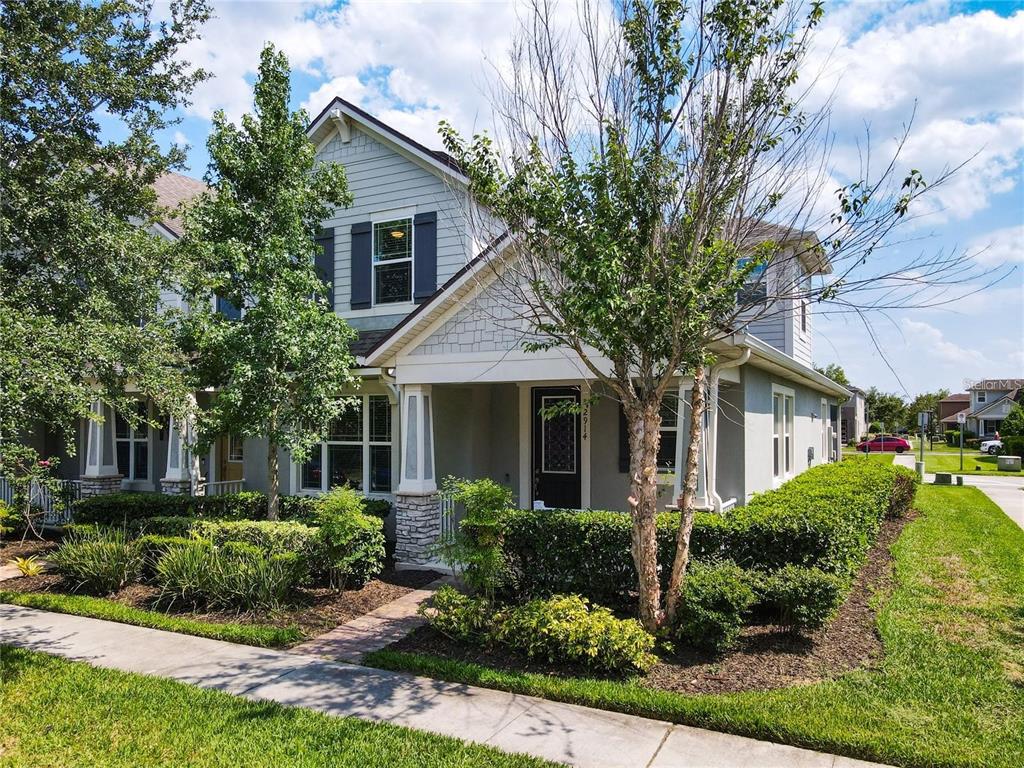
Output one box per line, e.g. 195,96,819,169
856,435,912,453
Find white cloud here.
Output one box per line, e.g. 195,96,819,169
172,130,189,147
968,224,1024,266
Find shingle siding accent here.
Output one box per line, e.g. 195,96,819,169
410,280,529,356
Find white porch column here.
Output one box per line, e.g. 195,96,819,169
162,394,199,495
81,400,122,496
398,384,436,495
394,383,441,567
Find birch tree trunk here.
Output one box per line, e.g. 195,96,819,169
626,396,664,631
665,365,707,623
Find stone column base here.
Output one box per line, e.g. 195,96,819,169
79,475,123,497
160,479,193,496
394,492,441,565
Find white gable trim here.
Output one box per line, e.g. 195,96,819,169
307,98,469,187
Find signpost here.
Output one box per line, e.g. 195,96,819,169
957,411,966,471
917,411,929,480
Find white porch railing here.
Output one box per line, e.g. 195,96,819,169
439,490,460,542
197,479,245,497
0,477,81,526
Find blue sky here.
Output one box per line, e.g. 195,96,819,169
153,0,1022,398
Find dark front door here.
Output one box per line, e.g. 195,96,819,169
532,387,582,509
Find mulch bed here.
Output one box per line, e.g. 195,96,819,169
0,538,58,565
3,567,440,641
389,512,915,695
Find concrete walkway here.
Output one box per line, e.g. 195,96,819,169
894,454,1024,530
0,604,889,768
291,576,452,663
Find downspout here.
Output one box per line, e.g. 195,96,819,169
707,348,751,514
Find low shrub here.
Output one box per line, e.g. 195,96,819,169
74,491,267,526
965,438,980,450
136,534,200,581
362,498,392,519
155,540,305,611
50,528,142,595
313,487,385,589
191,519,320,563
755,565,844,632
999,435,1024,458
127,516,197,538
0,500,21,538
495,594,657,674
278,494,319,523
500,508,727,605
423,585,494,642
437,477,514,600
675,560,755,653
423,587,657,674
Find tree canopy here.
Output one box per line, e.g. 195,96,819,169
179,44,356,519
0,0,210,449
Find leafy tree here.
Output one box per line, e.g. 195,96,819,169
180,45,355,520
864,388,907,433
438,0,980,629
1001,403,1024,437
0,0,210,453
904,389,950,433
815,364,850,387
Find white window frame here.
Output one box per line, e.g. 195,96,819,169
371,214,414,307
299,394,394,495
772,384,795,483
658,391,679,477
227,434,244,463
976,391,987,404
115,400,152,483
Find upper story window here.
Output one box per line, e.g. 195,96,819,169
801,301,808,332
737,257,767,304
373,218,413,305
976,391,987,404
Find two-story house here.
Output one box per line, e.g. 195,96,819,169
42,97,849,565
961,379,1024,438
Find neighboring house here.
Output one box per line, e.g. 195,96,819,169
937,393,970,433
960,380,1024,438
39,98,849,565
840,385,868,444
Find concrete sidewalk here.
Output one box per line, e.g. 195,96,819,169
0,604,889,768
894,454,1024,530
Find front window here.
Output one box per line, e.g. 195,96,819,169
301,394,393,493
373,218,412,305
228,434,244,462
115,401,149,481
772,389,794,479
658,392,679,473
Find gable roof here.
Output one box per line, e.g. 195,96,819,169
151,171,206,237
307,97,469,186
968,388,1022,418
939,393,970,403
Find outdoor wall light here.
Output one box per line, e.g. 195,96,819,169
385,367,396,377
811,411,818,421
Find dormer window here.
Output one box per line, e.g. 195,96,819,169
373,218,413,304
977,391,986,404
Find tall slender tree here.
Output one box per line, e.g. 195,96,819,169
0,0,210,452
180,44,356,520
440,0,995,629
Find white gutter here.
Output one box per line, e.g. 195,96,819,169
707,349,750,514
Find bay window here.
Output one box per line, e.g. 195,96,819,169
301,394,393,494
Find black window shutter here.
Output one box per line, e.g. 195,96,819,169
413,211,437,303
314,228,335,308
350,221,372,309
618,403,630,473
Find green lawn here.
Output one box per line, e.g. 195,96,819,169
0,646,554,768
0,590,301,647
925,452,1023,476
367,486,1024,768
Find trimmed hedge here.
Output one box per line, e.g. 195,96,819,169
999,435,1024,457
74,492,268,526
501,460,916,605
